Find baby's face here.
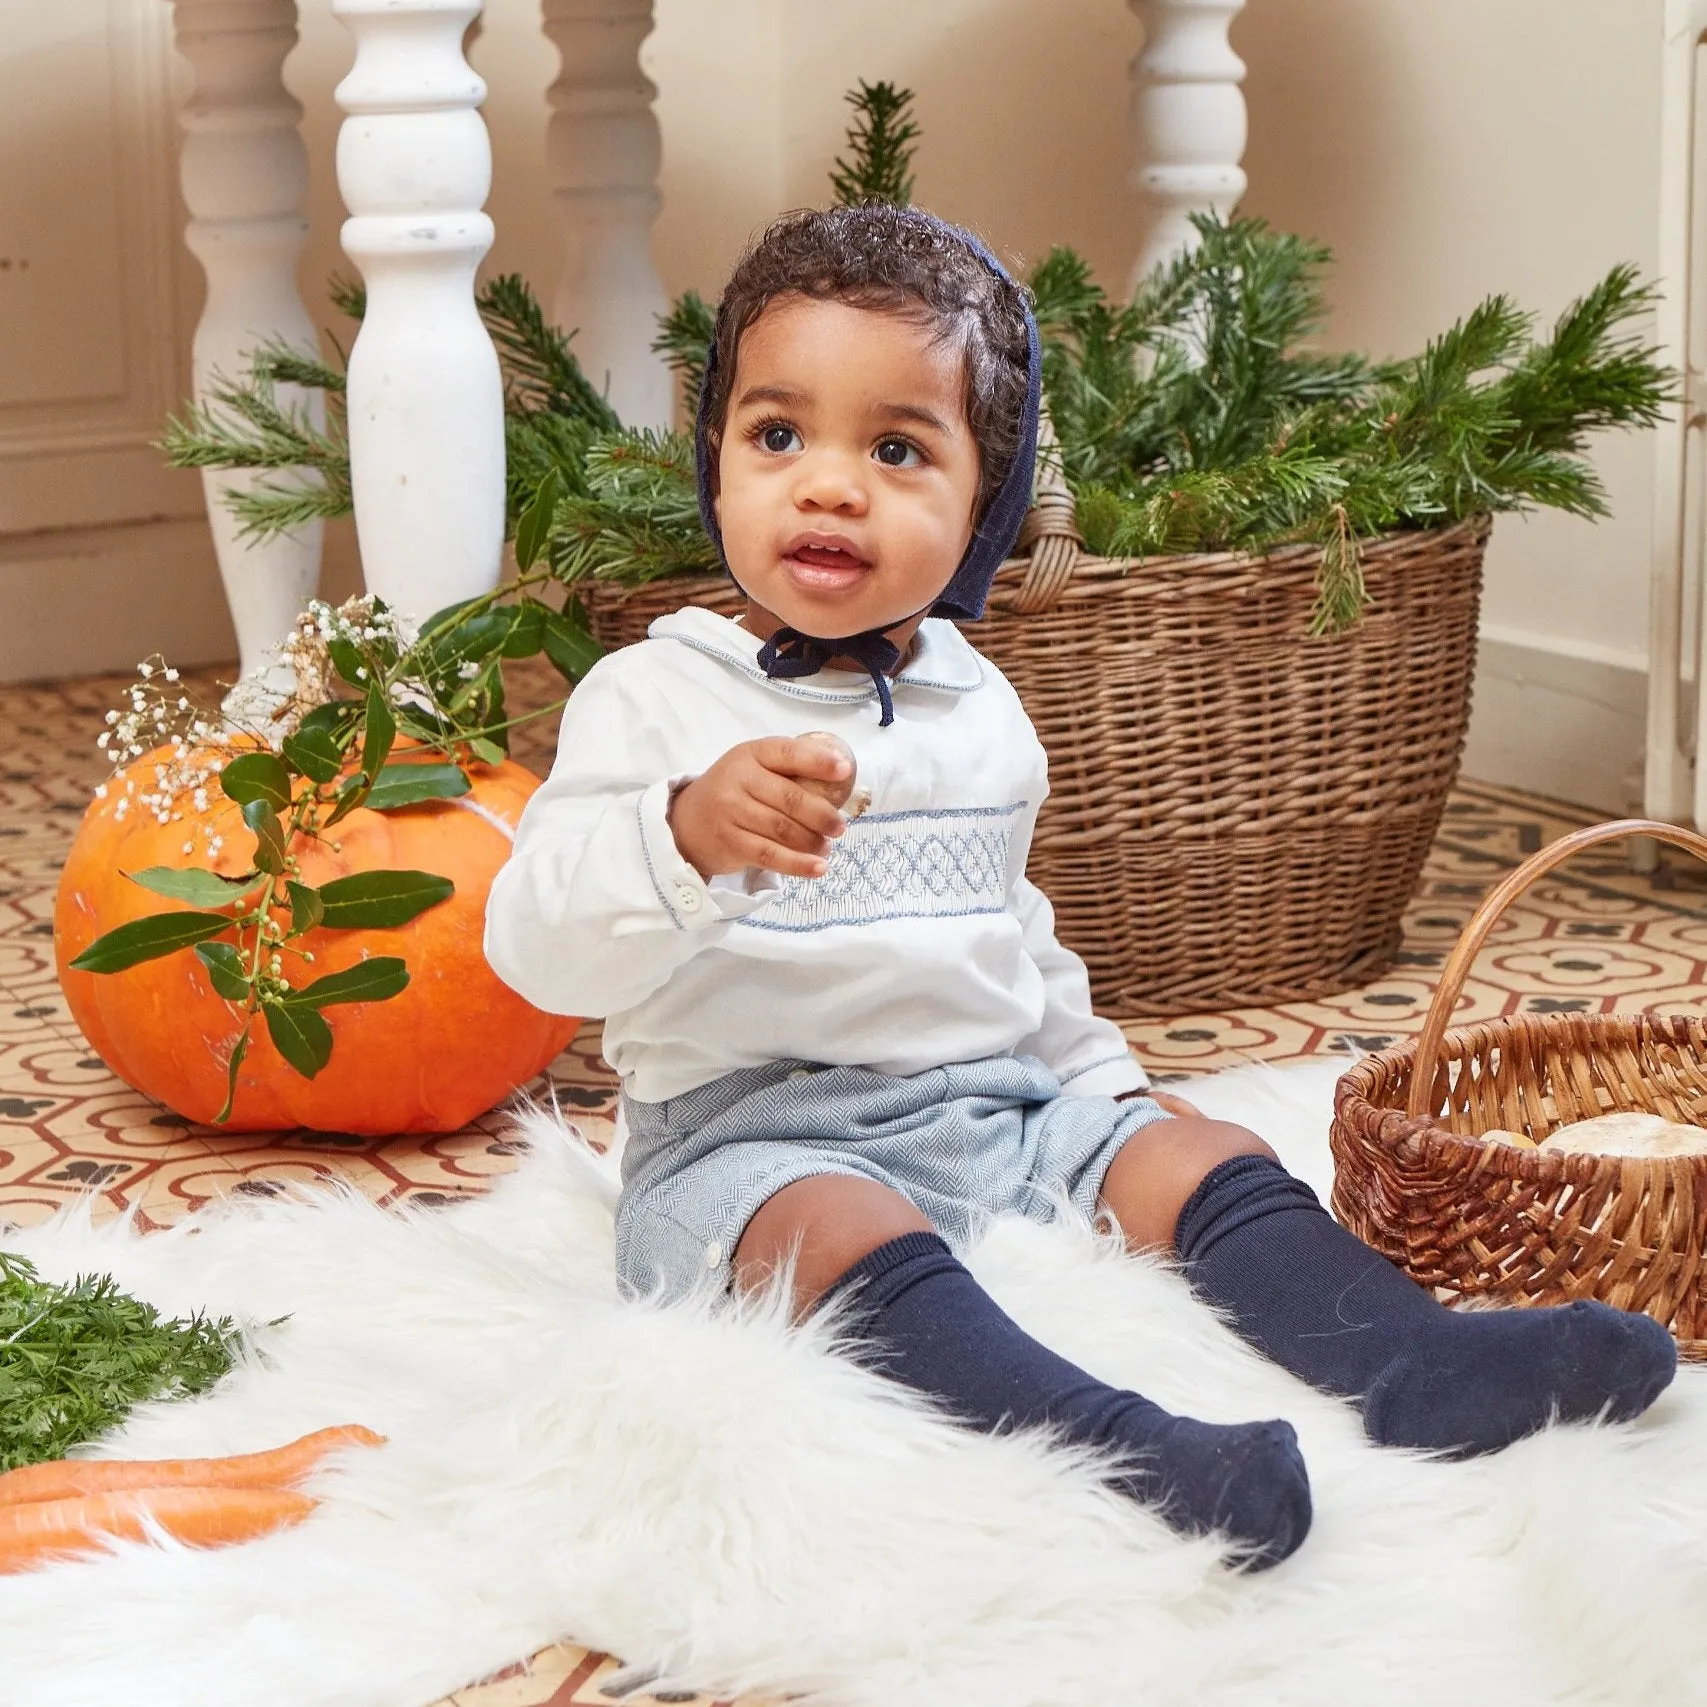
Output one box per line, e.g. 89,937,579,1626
715,294,982,645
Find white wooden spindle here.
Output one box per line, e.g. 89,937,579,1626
1645,0,1707,833
332,0,505,629
1126,0,1248,294
541,0,671,429
172,0,323,697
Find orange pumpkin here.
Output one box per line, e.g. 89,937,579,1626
54,746,579,1133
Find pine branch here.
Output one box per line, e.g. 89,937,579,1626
546,428,716,584
507,411,596,520
249,338,347,396
477,273,621,429
1311,505,1365,636
652,289,717,420
829,80,920,207
1028,248,1107,335
1489,264,1671,453
159,347,354,538
329,272,366,322
1032,212,1673,630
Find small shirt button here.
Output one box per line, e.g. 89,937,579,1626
704,1241,723,1268
788,1067,813,1080
674,884,702,914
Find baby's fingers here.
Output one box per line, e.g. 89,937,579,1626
747,768,849,842
735,797,835,860
752,734,854,787
734,828,831,880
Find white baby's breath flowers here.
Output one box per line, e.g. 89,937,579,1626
93,596,435,848
94,653,240,822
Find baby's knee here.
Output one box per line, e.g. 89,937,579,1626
1162,1115,1277,1172
736,1173,931,1313
1101,1114,1278,1254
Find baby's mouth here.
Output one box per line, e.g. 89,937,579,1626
782,541,873,591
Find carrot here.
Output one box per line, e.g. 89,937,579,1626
0,1424,385,1508
0,1486,316,1573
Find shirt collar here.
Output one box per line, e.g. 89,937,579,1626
648,606,986,701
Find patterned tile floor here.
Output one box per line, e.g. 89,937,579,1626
4,662,1706,1707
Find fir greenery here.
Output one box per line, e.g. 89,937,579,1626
651,289,716,424
0,1251,240,1471
160,340,354,540
1033,223,1672,629
160,77,1672,633
829,79,921,208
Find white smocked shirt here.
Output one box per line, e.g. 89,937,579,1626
484,605,1149,1106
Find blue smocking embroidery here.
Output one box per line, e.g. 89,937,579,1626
736,802,1025,934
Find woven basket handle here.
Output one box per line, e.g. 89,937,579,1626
1406,818,1707,1117
1010,404,1083,616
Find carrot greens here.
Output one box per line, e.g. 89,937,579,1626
0,1252,240,1471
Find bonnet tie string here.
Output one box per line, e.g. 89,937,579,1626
757,627,902,727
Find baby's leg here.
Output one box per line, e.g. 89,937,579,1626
739,1173,1311,1569
1099,1115,1678,1455
737,1174,933,1309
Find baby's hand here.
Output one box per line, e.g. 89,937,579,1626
667,735,855,881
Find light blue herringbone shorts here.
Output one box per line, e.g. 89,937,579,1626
615,1054,1170,1301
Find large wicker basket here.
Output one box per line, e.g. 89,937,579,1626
579,457,1490,1015
1331,820,1707,1361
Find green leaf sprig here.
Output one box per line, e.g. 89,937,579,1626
72,586,604,1121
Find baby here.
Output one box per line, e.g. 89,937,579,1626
485,204,1676,1570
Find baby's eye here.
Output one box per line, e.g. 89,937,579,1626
759,423,802,454
874,437,923,469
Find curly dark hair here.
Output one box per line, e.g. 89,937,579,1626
701,204,1032,523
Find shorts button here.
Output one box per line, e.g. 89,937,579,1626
674,884,702,914
704,1241,723,1268
788,1067,812,1080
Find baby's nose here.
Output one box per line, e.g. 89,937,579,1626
792,451,868,512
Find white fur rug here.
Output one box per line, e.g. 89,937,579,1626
3,1058,1706,1707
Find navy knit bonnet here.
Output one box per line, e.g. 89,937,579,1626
693,210,1042,727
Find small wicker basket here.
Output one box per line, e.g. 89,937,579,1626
1331,820,1707,1361
579,432,1490,1015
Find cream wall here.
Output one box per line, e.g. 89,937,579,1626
1,0,1671,809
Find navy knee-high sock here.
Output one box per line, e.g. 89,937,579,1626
824,1230,1311,1568
1175,1155,1678,1456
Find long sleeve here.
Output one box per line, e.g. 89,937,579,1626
1009,873,1148,1098
483,661,780,1019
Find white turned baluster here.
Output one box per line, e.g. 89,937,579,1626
1646,0,1707,834
172,0,323,696
332,0,505,629
1126,0,1248,294
541,0,671,429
